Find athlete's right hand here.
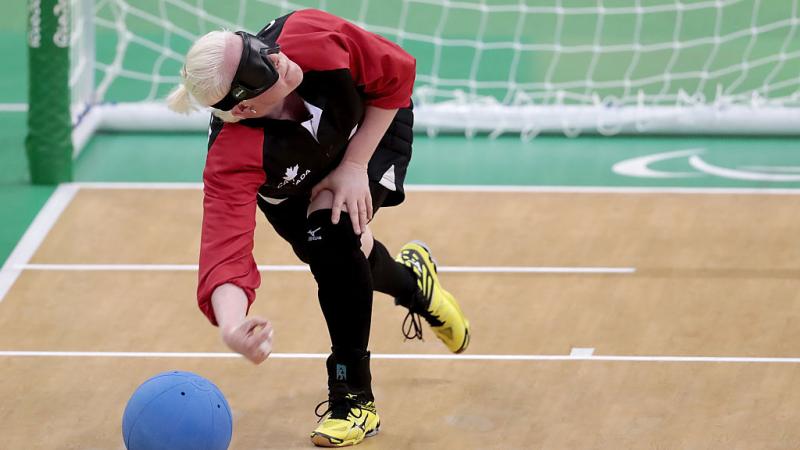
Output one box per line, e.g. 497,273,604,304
220,316,274,364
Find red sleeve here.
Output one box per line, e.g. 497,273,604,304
197,122,266,326
279,9,416,109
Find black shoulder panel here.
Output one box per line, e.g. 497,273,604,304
256,11,294,46
207,114,225,150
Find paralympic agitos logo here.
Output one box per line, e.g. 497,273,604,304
613,149,800,182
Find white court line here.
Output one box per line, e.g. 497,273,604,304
3,350,800,364
0,103,27,112
16,263,635,274
0,185,79,302
71,181,800,195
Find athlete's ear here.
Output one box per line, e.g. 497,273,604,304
230,103,249,119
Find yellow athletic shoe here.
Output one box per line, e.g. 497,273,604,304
311,395,380,447
396,241,471,353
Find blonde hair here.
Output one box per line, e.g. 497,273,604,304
167,30,239,122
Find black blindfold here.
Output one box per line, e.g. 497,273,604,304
211,31,281,111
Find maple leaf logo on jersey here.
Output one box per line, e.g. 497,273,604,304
277,164,311,189
284,165,299,181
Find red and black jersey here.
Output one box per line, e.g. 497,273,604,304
197,9,416,325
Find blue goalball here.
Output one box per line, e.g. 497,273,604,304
122,371,233,450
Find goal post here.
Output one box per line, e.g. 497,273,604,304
26,0,74,184
27,0,800,182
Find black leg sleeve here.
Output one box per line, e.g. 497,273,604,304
306,209,373,355
368,239,417,300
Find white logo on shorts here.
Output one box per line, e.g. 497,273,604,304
307,227,322,242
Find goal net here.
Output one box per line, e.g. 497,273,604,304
31,0,800,173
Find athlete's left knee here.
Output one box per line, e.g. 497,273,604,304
360,226,373,257
307,190,335,216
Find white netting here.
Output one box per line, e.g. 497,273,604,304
70,0,96,126
69,0,800,139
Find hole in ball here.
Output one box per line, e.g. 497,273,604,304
181,392,185,396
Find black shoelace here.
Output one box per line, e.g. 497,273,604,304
399,283,446,342
402,311,425,341
401,305,445,341
315,396,364,422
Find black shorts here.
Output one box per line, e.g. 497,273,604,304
256,106,413,263
366,105,413,208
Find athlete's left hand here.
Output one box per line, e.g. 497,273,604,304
311,160,372,234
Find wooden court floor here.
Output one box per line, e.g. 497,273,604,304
2,186,800,449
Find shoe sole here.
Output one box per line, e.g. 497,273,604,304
310,424,380,447
408,241,471,353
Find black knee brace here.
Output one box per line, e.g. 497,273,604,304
306,209,362,258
